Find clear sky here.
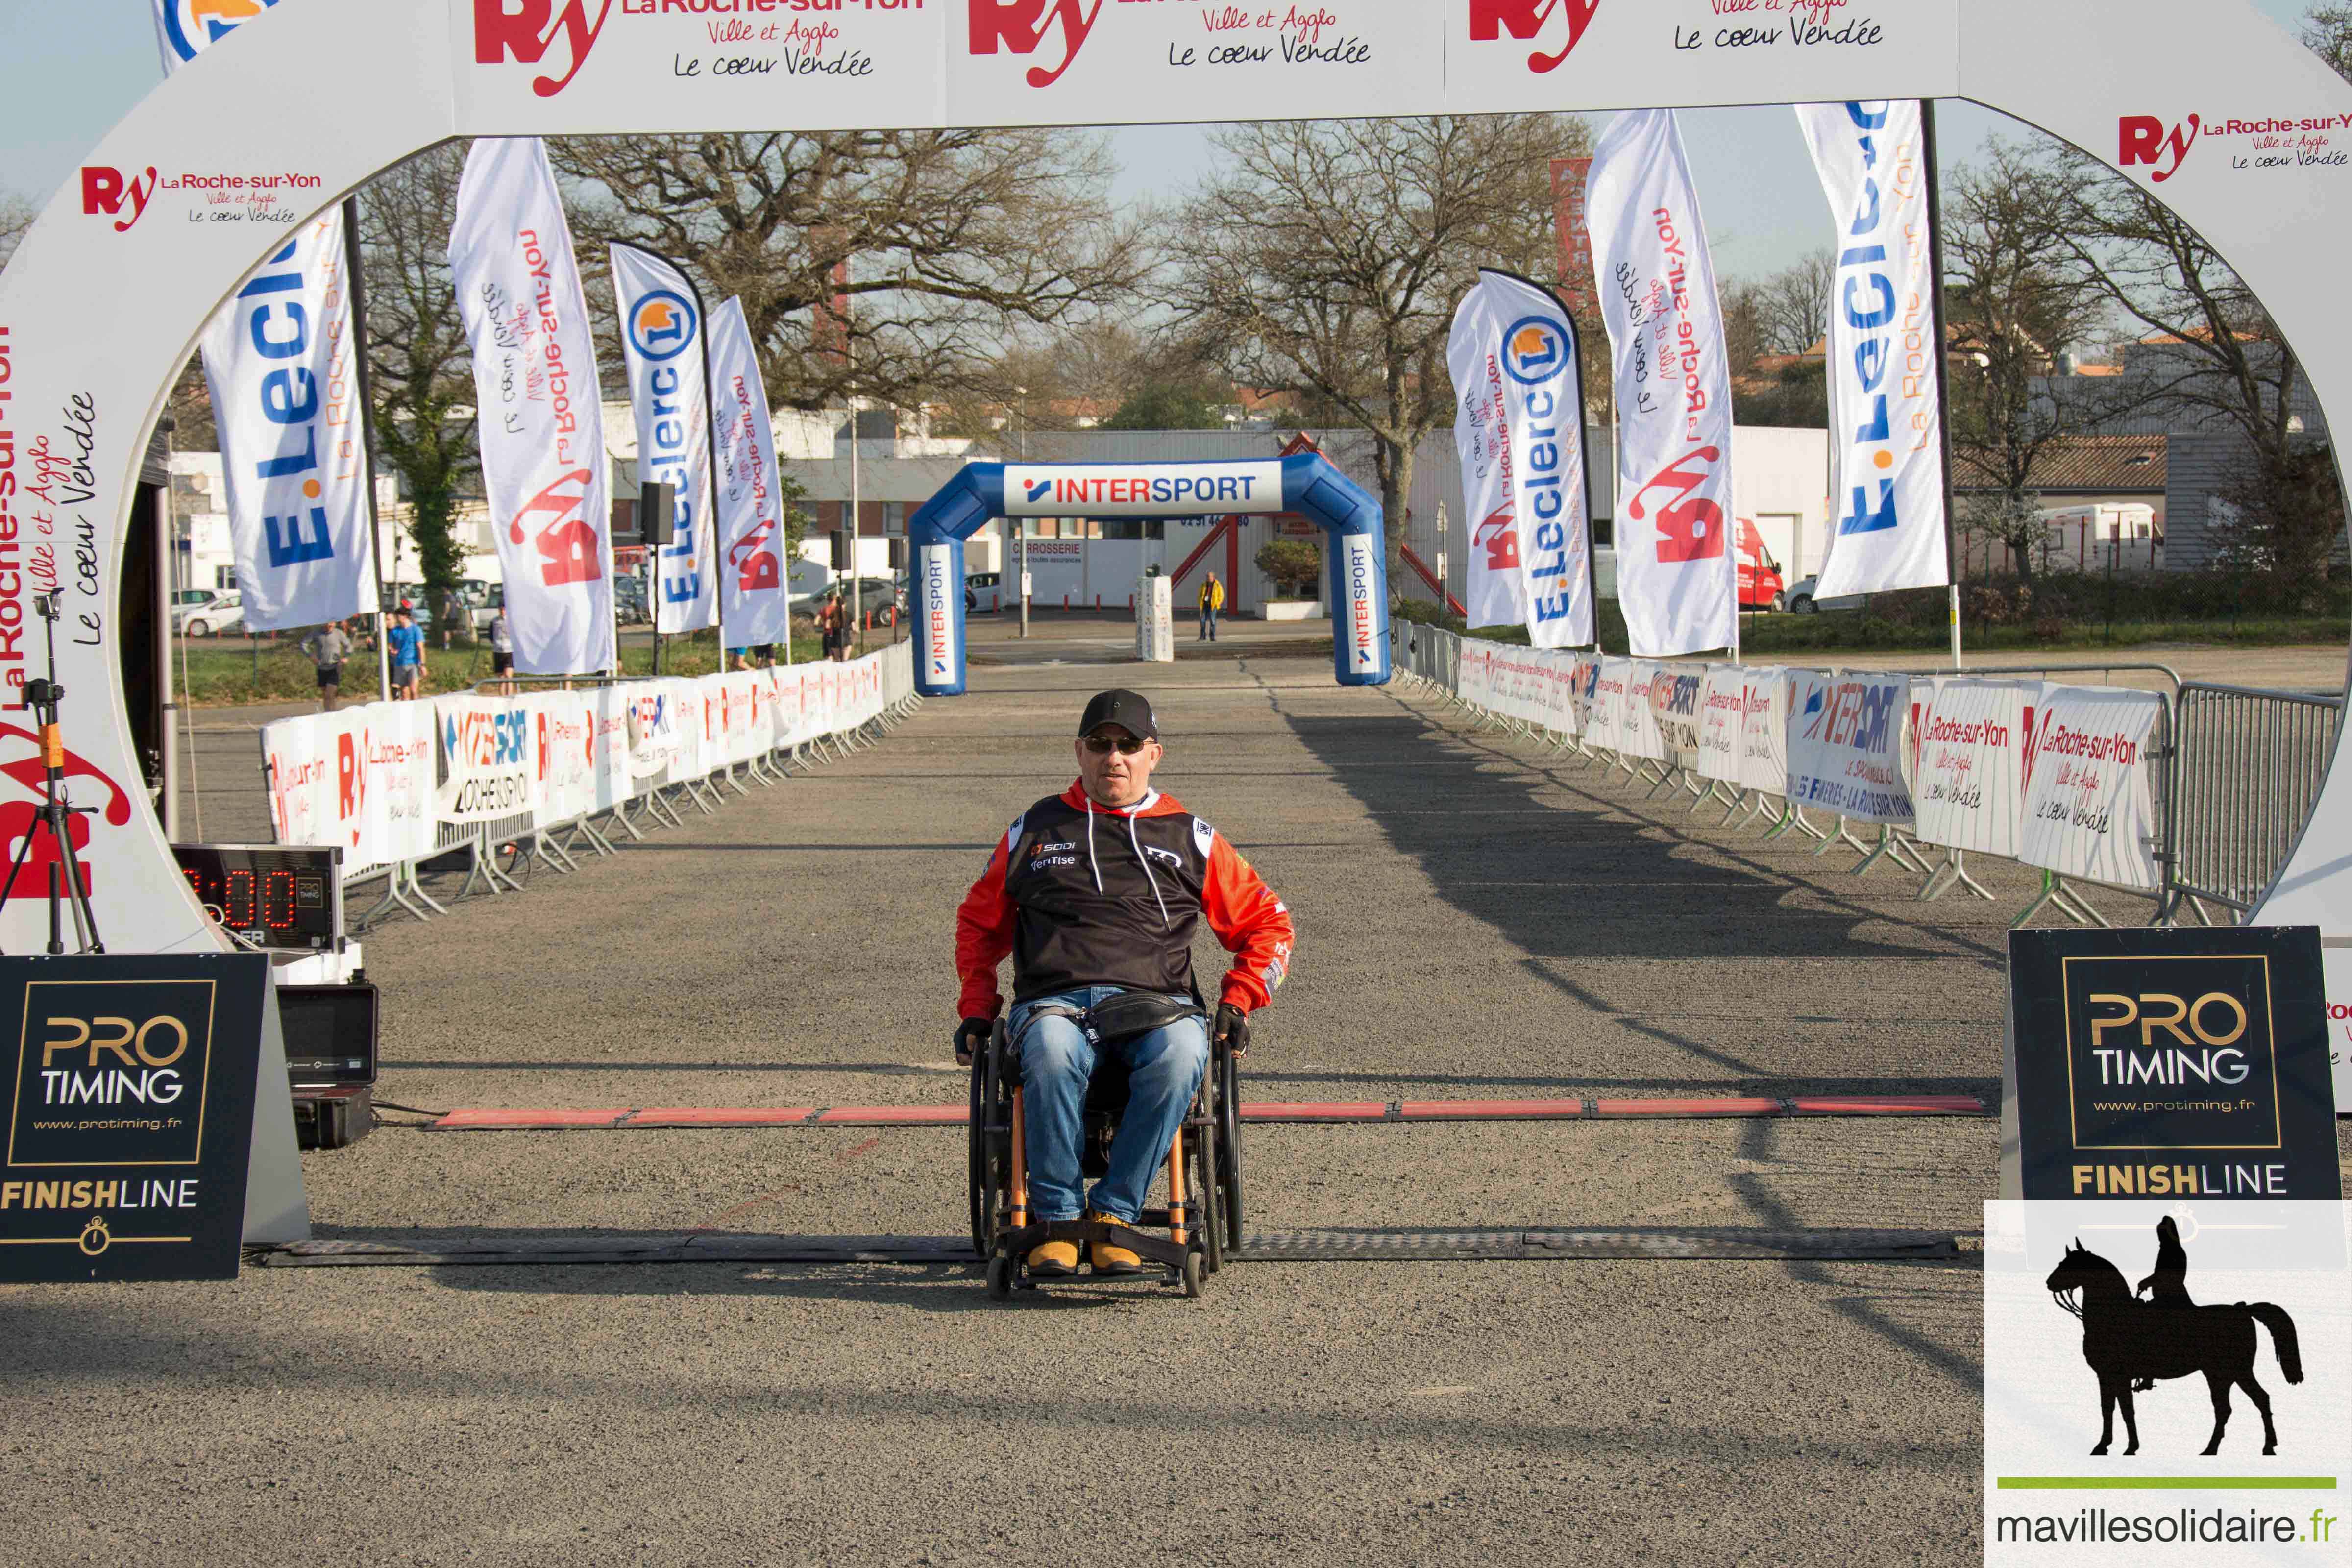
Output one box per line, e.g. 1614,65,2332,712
0,1,2329,288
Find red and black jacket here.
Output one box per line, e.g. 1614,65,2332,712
955,782,1295,1020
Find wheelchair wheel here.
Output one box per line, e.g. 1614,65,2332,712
1216,1047,1245,1251
987,1253,1014,1301
1189,1069,1224,1276
969,1021,1014,1261
1180,1250,1203,1298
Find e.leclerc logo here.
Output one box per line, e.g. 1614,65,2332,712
1501,317,1570,386
1467,0,1600,74
159,0,282,66
628,290,698,362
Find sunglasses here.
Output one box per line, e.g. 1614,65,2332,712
1081,733,1150,756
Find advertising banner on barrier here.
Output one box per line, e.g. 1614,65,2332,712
1587,110,1739,659
198,209,377,633
665,677,708,783
2020,686,2164,893
1621,662,1667,763
1796,100,1951,601
1648,662,1705,772
262,703,437,879
435,695,533,823
1458,638,1494,711
1540,648,1576,736
1738,667,1791,799
1592,657,1631,758
628,682,680,786
708,296,793,649
611,244,717,636
449,136,615,676
1913,679,2037,858
1787,671,1914,823
527,689,598,831
1695,666,1746,784
1568,654,1601,740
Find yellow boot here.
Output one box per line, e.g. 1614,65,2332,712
1026,1237,1078,1276
1088,1211,1143,1275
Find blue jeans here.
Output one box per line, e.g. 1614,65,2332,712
1198,605,1217,640
1009,985,1209,1225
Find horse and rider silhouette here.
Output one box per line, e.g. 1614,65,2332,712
2045,1217,2304,1457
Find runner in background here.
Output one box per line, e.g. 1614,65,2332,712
487,610,514,695
300,619,354,712
387,606,426,700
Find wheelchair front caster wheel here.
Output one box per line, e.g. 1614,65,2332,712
1180,1251,1203,1298
987,1255,1014,1301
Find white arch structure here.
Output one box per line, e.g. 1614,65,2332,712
4,0,2350,999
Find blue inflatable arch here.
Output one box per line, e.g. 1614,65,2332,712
906,454,1392,697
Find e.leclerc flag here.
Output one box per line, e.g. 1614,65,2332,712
1446,270,1594,647
611,244,718,636
449,138,614,675
1795,101,1951,599
196,211,380,632
705,296,794,649
1586,109,1738,658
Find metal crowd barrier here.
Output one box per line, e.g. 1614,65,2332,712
1382,628,2292,931
2169,680,2345,922
268,653,927,934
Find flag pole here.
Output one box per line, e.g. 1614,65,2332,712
1921,98,1965,672
341,196,393,702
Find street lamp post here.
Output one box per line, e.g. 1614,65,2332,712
1016,385,1029,641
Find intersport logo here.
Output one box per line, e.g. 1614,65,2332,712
2118,114,2200,183
1467,0,1600,74
969,0,1103,88
475,0,615,97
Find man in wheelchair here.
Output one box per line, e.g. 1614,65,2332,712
954,689,1295,1277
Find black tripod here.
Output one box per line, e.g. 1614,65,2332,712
0,592,104,954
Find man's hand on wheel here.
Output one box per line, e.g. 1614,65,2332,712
955,1017,992,1066
1214,1003,1251,1058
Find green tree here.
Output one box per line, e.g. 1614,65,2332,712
1255,538,1323,598
1104,384,1221,430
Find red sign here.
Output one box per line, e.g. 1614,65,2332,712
1550,156,1592,310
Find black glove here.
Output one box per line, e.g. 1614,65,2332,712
954,1016,993,1067
1214,1003,1251,1058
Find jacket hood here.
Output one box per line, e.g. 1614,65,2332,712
1059,780,1188,818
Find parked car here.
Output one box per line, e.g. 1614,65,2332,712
1784,575,1868,614
613,576,650,626
171,588,231,633
177,590,244,637
966,570,1002,612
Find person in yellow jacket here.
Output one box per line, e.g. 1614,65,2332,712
1197,572,1225,642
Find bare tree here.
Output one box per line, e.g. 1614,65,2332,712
2307,2,2352,79
1164,115,1587,578
356,144,479,631
2039,142,2338,585
1942,142,2116,580
1750,250,1836,357
551,131,1145,414
0,188,35,271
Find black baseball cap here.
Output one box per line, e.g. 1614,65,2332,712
1078,689,1158,742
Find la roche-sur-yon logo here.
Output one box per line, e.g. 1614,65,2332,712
2119,114,2201,183
474,0,615,97
1467,0,1601,74
80,167,159,232
969,0,1104,88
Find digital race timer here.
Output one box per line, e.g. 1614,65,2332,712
170,844,344,953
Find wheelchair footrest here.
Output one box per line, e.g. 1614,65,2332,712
1001,1219,1190,1272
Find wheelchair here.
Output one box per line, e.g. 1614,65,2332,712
966,1012,1244,1300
